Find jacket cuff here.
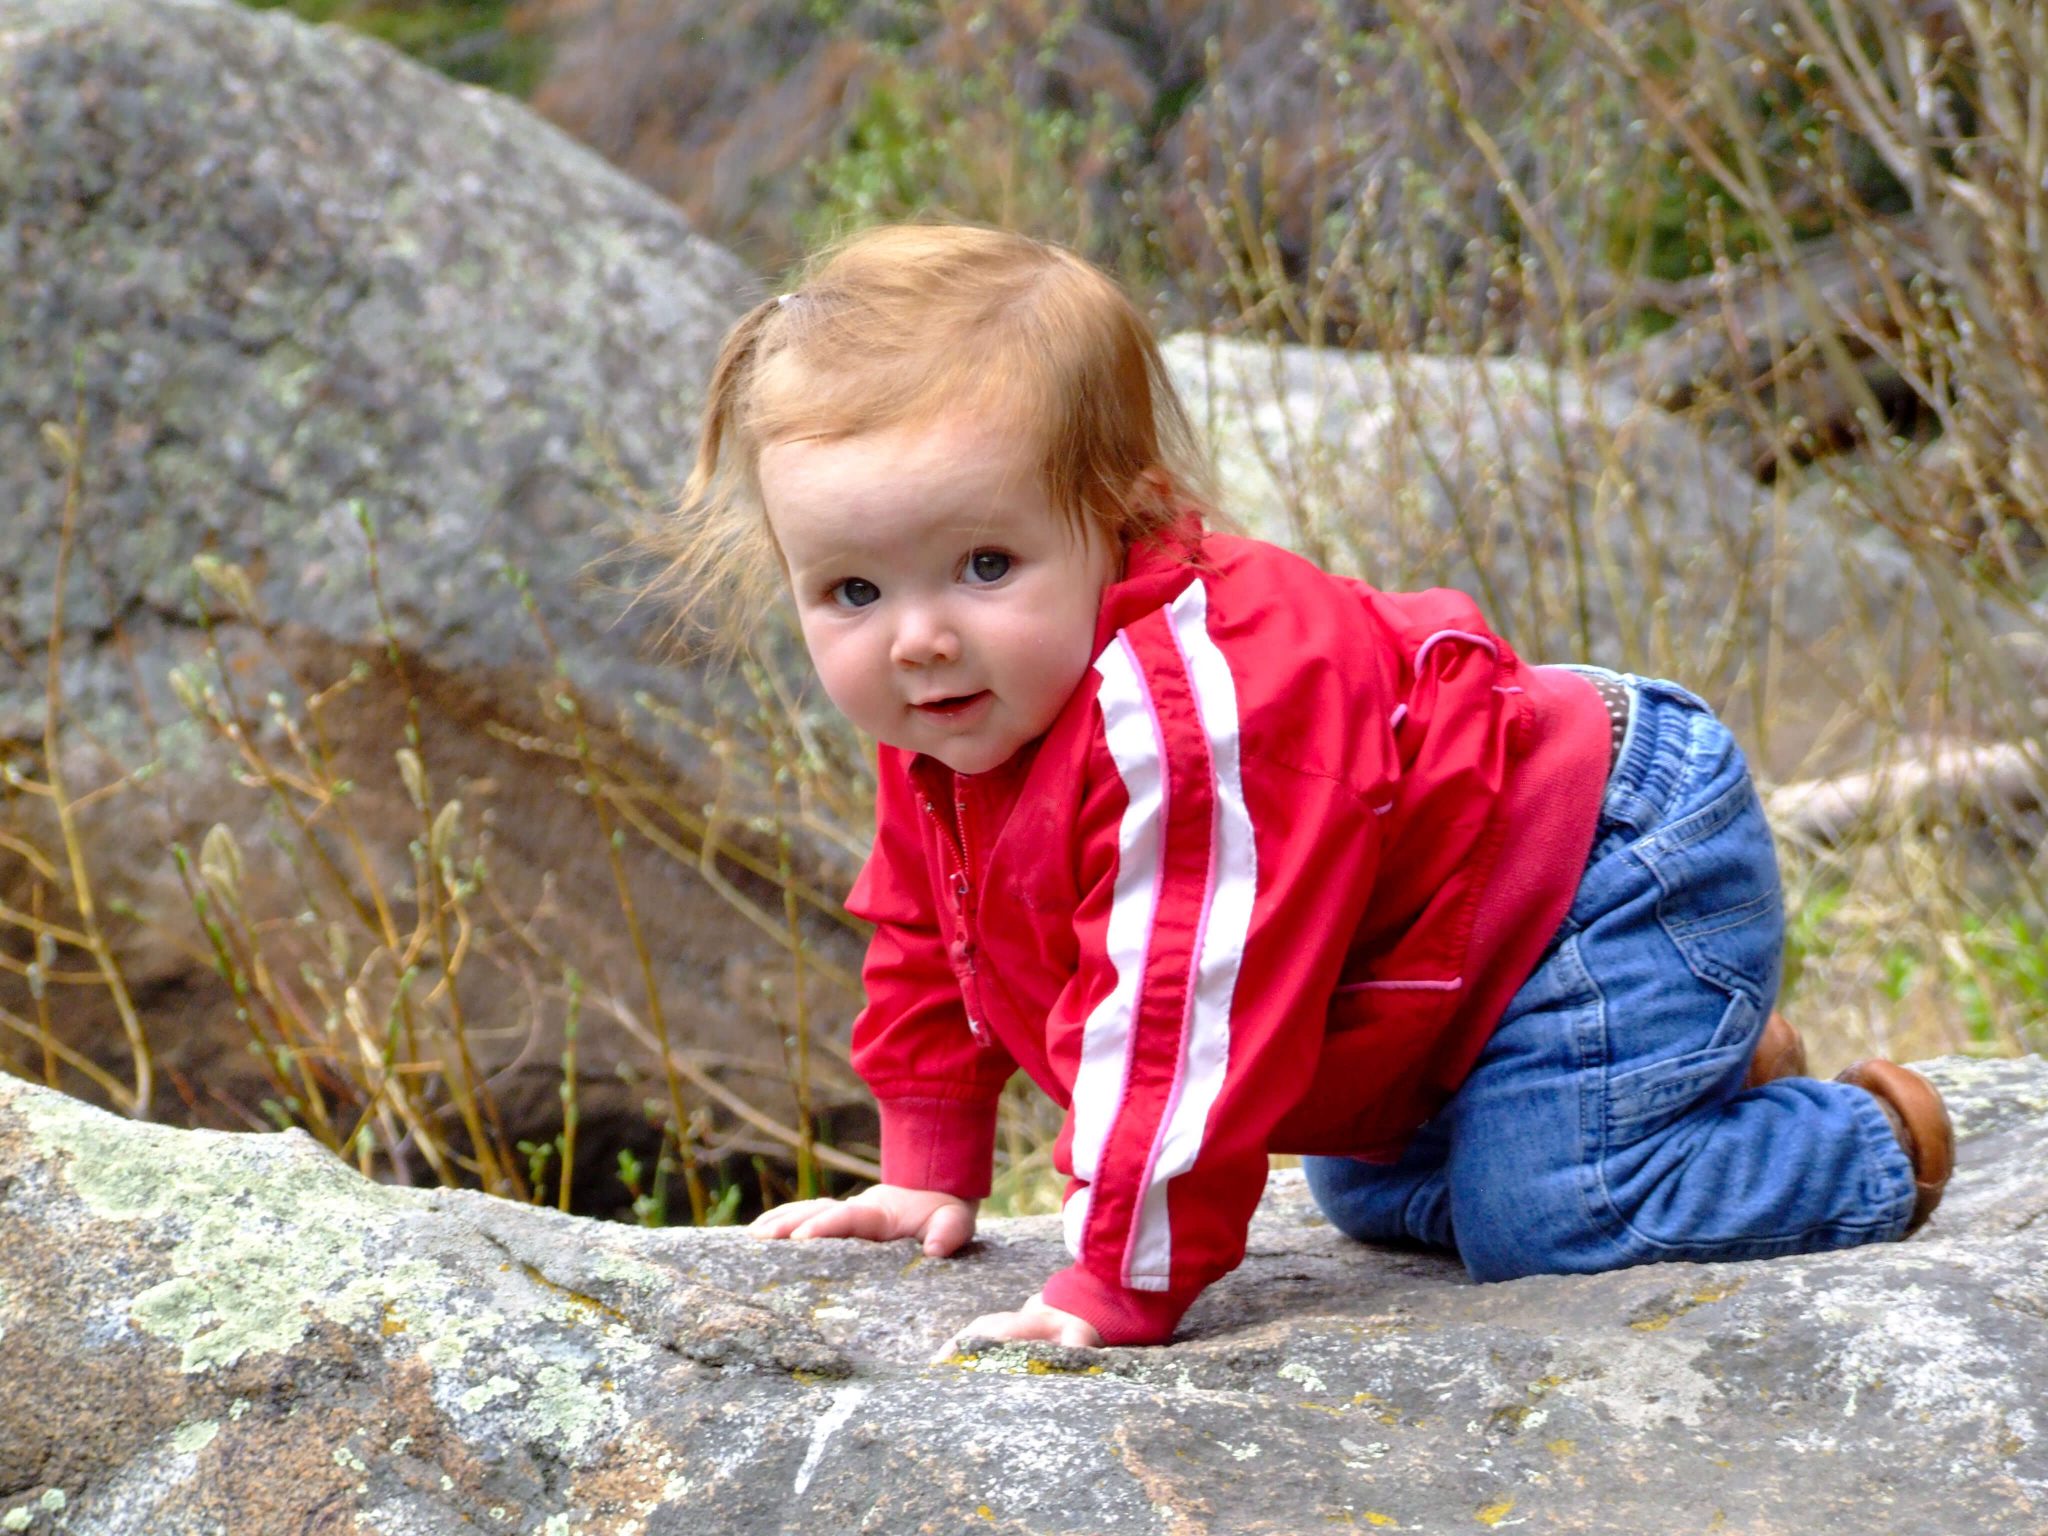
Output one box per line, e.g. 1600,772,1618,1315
876,1095,998,1200
1039,1264,1204,1346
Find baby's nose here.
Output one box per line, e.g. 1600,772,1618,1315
891,606,961,666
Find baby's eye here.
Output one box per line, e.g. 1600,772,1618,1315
830,577,880,609
965,550,1012,584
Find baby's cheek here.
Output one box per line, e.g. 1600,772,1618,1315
811,641,896,736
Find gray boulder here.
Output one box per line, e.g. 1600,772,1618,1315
2,1056,2043,1533
2,0,748,731
1162,335,1942,727
1159,334,1988,777
1,0,864,1158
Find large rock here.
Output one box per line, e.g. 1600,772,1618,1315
0,0,865,1174
2,1056,2043,1532
1163,334,1949,768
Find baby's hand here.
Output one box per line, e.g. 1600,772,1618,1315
748,1184,977,1257
951,1293,1103,1351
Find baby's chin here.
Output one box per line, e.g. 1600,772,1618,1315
915,741,1019,776
893,728,1031,777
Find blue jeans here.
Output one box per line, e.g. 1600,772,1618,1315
1304,675,1917,1280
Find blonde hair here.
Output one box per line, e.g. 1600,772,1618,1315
642,223,1216,646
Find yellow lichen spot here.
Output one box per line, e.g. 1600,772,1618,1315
976,1506,995,1521
1475,1497,1515,1527
1016,1356,1104,1377
1363,1513,1399,1528
1633,1279,1744,1332
1547,1438,1576,1458
518,1263,627,1323
380,1305,407,1337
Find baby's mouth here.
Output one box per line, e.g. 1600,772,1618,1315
913,691,991,717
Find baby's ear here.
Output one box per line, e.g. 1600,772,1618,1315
1129,464,1175,511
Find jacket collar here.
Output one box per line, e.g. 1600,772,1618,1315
1090,518,1208,656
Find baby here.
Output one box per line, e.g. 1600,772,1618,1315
652,223,1953,1349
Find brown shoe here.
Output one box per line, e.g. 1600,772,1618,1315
1836,1060,1955,1234
1743,1010,1809,1089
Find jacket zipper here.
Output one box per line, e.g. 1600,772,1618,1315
923,789,988,1044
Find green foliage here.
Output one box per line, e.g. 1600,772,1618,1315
617,1147,669,1228
794,33,1146,285
1781,882,1846,1001
1588,1,1922,354
1783,886,2048,1062
1949,912,2048,1052
235,0,546,95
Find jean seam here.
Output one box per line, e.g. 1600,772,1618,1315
1662,890,1779,941
1638,772,1755,862
1638,778,1780,1005
1581,963,1769,1266
1573,934,1636,1265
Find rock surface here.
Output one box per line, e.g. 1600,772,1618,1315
2,1056,2044,1533
1,0,747,736
0,0,864,1157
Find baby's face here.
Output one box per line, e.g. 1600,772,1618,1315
760,410,1120,776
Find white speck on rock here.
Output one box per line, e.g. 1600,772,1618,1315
1279,1361,1327,1393
460,1376,522,1413
170,1419,220,1455
793,1383,869,1497
1824,1279,2012,1424
1557,1334,1718,1430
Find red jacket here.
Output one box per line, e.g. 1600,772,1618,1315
846,531,1610,1344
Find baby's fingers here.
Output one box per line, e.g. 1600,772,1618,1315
749,1198,845,1239
791,1200,901,1241
919,1200,976,1257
